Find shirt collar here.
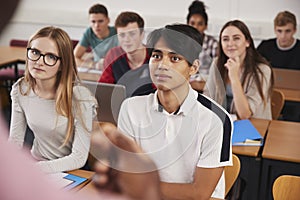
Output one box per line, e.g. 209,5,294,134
151,85,198,116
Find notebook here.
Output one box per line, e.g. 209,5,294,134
232,119,263,146
273,68,300,90
82,81,126,125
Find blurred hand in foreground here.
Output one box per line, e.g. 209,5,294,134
90,122,161,200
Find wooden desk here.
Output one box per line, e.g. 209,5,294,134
79,181,224,200
0,46,26,79
232,118,270,157
231,118,270,200
262,120,300,162
67,169,95,191
189,80,300,102
259,120,300,200
276,87,300,102
0,46,26,67
78,181,131,199
78,71,101,82
189,80,300,103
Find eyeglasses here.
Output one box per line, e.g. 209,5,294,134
27,48,61,66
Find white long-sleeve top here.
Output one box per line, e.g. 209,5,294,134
8,78,97,173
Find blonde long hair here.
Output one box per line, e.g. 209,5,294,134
23,26,78,146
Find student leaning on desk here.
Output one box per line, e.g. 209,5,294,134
8,26,98,173
204,20,274,120
257,11,300,70
74,3,118,69
257,10,300,122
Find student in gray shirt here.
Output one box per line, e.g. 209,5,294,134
9,26,97,173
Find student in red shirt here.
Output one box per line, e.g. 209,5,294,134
99,11,155,97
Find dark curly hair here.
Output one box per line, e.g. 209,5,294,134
186,0,208,25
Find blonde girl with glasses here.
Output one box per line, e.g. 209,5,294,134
8,26,97,173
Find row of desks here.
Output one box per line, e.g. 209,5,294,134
191,80,300,104
71,169,224,200
1,46,300,102
259,120,300,199
234,119,300,200
78,179,224,200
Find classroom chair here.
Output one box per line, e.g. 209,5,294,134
72,40,79,49
271,89,285,120
10,39,28,47
272,175,300,200
224,154,241,196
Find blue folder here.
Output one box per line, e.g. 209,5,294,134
63,174,88,190
232,119,263,146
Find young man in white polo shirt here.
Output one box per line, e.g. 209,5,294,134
118,24,233,199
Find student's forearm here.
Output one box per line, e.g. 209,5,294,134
75,57,84,67
160,182,211,200
75,57,96,69
160,167,224,200
231,79,252,119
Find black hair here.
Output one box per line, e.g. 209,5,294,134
89,4,108,16
147,24,202,65
186,0,208,25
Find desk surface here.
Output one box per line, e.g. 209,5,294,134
79,181,224,200
262,120,300,163
67,169,95,191
275,87,300,102
232,118,270,157
78,71,101,82
0,46,26,67
189,80,300,103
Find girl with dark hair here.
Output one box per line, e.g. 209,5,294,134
187,0,218,77
204,20,274,120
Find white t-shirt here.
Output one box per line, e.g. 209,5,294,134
118,87,233,198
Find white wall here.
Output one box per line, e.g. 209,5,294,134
0,0,300,46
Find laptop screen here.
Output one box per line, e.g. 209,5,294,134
81,81,126,125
